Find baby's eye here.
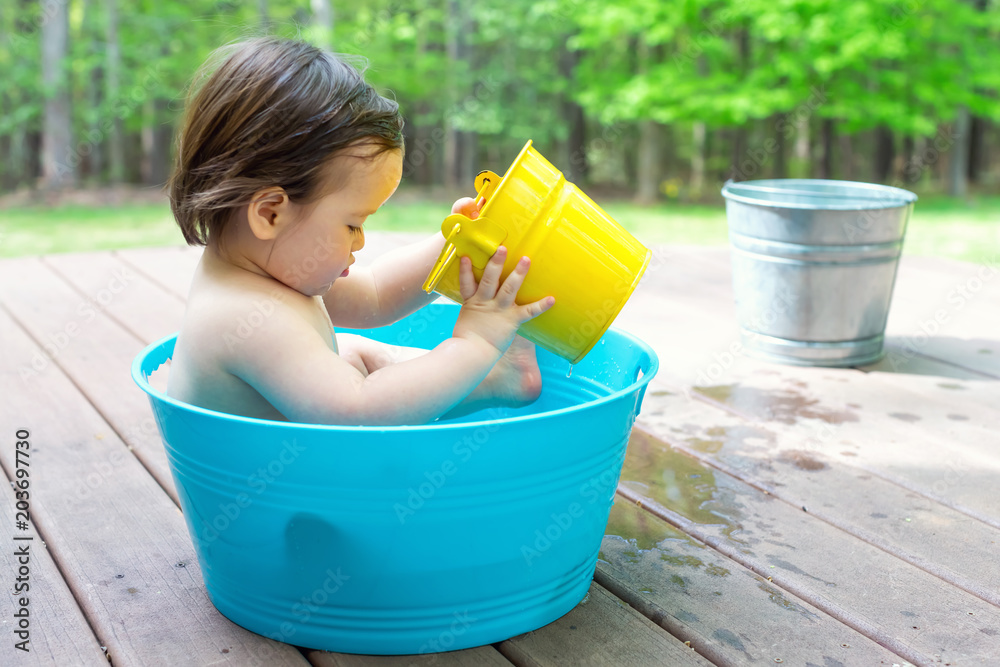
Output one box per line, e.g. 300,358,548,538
349,225,363,235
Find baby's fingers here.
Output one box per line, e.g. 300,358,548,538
475,246,507,298
517,295,556,323
458,256,478,300
496,255,531,307
451,197,480,219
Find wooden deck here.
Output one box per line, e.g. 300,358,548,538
1,234,998,666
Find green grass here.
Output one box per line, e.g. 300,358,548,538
1,190,997,265
0,203,183,257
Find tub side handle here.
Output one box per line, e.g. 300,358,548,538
633,361,651,413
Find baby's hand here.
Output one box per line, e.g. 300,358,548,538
451,196,481,220
453,246,555,354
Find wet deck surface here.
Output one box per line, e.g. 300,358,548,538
1,235,997,666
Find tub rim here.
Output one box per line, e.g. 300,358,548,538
131,327,658,434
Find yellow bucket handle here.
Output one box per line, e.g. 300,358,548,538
422,222,462,294
422,211,508,294
474,170,500,208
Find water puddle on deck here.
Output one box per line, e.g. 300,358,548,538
694,383,860,425
615,430,747,545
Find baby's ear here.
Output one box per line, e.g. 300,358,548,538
247,187,290,241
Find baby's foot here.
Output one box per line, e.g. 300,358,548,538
486,335,543,406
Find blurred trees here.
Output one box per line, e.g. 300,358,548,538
1,0,999,200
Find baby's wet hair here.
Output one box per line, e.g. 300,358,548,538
168,36,404,246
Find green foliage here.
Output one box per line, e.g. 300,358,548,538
571,0,1000,132
1,0,998,189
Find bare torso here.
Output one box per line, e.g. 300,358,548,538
167,247,338,421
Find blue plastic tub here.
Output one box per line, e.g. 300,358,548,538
132,302,657,654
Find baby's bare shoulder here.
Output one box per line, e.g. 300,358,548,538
185,273,327,361
169,259,343,418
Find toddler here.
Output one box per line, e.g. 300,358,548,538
166,37,554,425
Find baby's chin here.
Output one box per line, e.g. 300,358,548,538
281,279,334,297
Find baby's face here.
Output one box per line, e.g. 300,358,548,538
275,148,402,295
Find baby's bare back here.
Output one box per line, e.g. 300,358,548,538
167,249,338,421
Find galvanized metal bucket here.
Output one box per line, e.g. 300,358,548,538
721,179,917,367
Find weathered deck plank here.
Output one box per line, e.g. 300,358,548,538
686,365,1000,528
0,256,178,503
595,499,904,665
615,429,1000,664
1,240,996,665
0,305,308,665
497,582,713,666
0,471,108,665
881,255,1000,377
636,390,1000,608
45,250,186,345
113,245,202,299
616,251,1000,525
307,645,513,666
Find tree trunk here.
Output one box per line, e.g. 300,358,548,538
968,116,986,184
559,40,588,184
948,105,970,197
411,118,434,187
458,9,480,183
910,136,928,185
794,115,810,177
691,122,706,195
82,0,104,183
106,0,125,184
0,91,11,190
838,132,853,181
2,6,24,190
443,0,462,188
623,125,637,190
730,126,746,181
874,125,894,183
143,98,172,186
900,134,914,182
86,65,105,183
41,0,74,189
10,0,40,188
311,0,334,50
635,120,661,204
730,26,751,181
125,131,144,183
818,118,834,179
661,124,676,187
462,131,477,183
772,114,787,179
258,0,271,30
25,132,43,188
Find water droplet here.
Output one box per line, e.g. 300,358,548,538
566,365,574,379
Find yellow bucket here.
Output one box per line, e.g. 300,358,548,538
422,140,652,364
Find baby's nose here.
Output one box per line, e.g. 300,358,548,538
353,228,365,251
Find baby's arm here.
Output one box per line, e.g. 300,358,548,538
323,233,444,328
323,198,480,328
229,247,552,425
